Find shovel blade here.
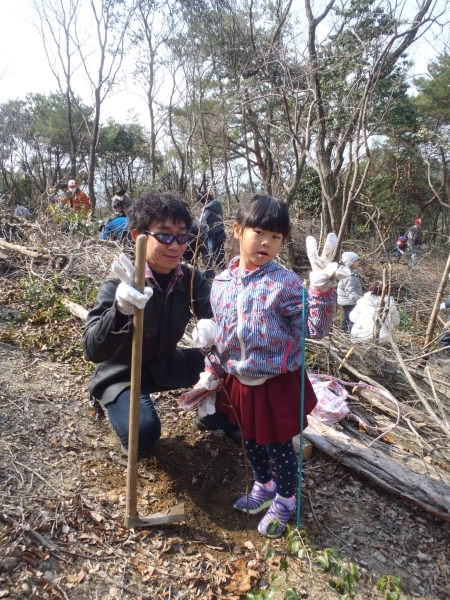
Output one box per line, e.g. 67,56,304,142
126,503,185,528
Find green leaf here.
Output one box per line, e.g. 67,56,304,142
316,555,329,570
264,549,275,561
289,540,301,553
280,557,288,572
266,521,280,537
297,548,305,559
285,588,301,600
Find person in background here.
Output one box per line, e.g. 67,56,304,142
102,198,130,242
66,179,91,212
111,188,132,212
438,290,450,356
349,281,400,343
406,218,423,266
193,194,347,538
14,202,31,219
55,184,68,208
395,234,407,262
183,220,213,277
198,192,226,275
337,252,363,331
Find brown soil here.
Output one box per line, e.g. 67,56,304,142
1,341,450,599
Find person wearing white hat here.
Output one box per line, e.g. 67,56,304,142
65,179,91,212
337,252,362,331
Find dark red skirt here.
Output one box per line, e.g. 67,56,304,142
217,368,317,445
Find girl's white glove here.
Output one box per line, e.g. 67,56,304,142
198,370,220,390
440,302,447,310
197,393,217,418
192,319,218,348
112,253,154,315
193,371,219,418
306,234,351,291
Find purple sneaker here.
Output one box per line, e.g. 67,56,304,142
257,494,296,538
234,481,278,514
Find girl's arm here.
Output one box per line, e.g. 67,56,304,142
281,278,336,340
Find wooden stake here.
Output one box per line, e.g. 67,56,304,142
124,235,147,529
424,253,450,347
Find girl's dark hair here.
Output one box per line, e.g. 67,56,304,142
235,194,290,237
369,281,383,296
127,192,192,231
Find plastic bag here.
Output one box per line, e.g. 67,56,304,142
309,377,349,425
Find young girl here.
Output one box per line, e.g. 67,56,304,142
193,194,346,538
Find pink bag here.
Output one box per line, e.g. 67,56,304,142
309,376,349,425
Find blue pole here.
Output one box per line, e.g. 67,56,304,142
296,284,307,529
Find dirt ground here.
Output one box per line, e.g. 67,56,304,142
1,341,450,600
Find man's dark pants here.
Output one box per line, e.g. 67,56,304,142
106,348,237,455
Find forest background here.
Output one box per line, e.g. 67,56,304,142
1,0,450,257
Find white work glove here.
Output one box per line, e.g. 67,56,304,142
197,393,217,418
194,371,219,418
112,253,154,315
306,233,351,291
198,371,220,390
440,302,447,310
192,319,218,348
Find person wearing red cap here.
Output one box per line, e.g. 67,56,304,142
65,179,91,212
406,218,423,266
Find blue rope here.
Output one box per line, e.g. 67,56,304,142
296,284,307,529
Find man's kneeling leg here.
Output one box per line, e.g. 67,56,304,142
107,386,161,457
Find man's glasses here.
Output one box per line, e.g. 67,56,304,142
142,230,189,245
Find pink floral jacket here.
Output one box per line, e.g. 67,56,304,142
207,257,335,379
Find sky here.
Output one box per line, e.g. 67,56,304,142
0,0,445,130
0,0,150,125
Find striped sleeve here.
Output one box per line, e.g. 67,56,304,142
280,280,336,339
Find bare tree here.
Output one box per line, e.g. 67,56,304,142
72,0,136,212
30,0,85,179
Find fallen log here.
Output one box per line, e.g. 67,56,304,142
304,415,450,523
62,299,88,321
0,238,49,259
355,386,438,429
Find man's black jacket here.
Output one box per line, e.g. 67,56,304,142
83,265,212,405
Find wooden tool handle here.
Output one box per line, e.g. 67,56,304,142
124,235,147,528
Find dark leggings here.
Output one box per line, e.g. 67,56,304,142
244,438,298,497
341,304,356,332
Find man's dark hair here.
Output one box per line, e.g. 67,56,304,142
116,188,126,196
235,194,290,238
127,192,192,232
197,192,213,204
368,281,383,296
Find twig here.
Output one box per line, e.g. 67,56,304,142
404,345,450,362
13,459,70,497
381,319,450,440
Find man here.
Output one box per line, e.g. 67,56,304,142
111,188,132,212
14,202,31,219
198,192,226,275
66,179,91,212
83,193,240,457
101,198,130,242
406,218,423,266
